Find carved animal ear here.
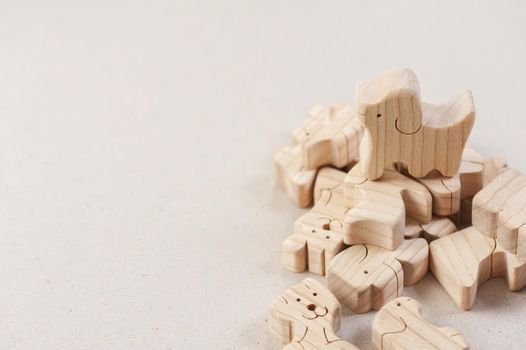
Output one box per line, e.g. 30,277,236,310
268,295,292,344
355,68,421,117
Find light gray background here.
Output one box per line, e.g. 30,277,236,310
0,1,525,349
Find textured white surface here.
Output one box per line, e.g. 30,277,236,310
1,1,525,349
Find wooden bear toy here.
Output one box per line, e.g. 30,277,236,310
372,297,469,349
268,278,359,349
356,68,475,180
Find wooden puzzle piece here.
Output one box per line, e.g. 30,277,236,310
404,216,457,242
482,156,508,186
372,297,469,350
301,104,364,170
292,104,340,145
410,147,483,216
356,68,475,180
343,164,432,250
274,103,361,207
274,144,317,207
282,167,348,275
327,238,428,313
268,278,359,350
448,198,473,227
472,167,526,260
429,227,526,310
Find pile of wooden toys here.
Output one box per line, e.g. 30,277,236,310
270,68,521,349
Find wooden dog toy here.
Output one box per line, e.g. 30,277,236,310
372,297,469,349
327,238,428,313
356,68,475,180
268,278,359,349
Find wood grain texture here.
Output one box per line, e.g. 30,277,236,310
429,227,526,310
327,238,428,313
342,164,432,250
448,198,473,227
282,167,348,275
356,68,475,180
301,104,364,171
274,103,363,207
372,297,468,350
404,216,457,242
472,167,526,260
482,156,507,186
268,278,359,350
274,144,317,207
402,148,483,216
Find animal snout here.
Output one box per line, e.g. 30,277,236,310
307,304,316,311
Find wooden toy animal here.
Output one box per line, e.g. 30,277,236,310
413,147,483,216
429,227,526,310
472,167,526,260
274,145,317,207
282,167,348,275
343,163,432,250
274,103,362,207
356,68,475,180
327,238,428,313
372,297,469,349
268,278,359,350
300,104,363,171
404,216,457,242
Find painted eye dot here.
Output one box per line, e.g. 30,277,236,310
377,113,382,117
397,302,401,306
364,270,368,274
313,292,317,296
296,298,301,302
306,132,310,136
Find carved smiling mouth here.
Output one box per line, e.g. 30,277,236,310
302,306,329,320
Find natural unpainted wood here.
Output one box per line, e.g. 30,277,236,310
282,167,348,275
404,216,457,242
372,297,469,350
327,238,428,313
356,68,475,180
472,167,526,260
482,156,507,186
268,278,359,350
301,104,363,170
274,144,317,207
429,227,526,310
292,104,340,144
448,198,473,227
398,146,482,218
274,103,363,207
342,163,432,250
